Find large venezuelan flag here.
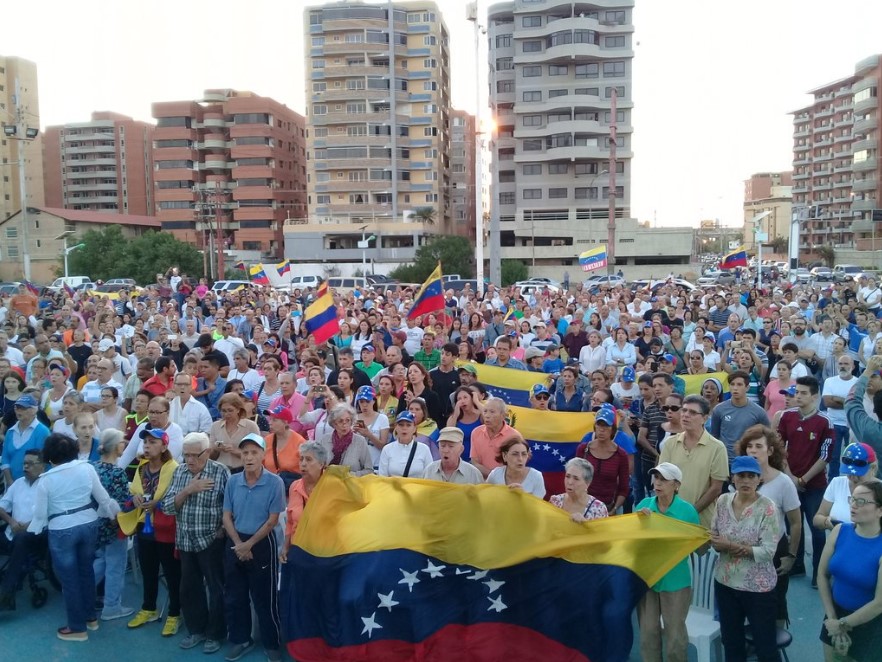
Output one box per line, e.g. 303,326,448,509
578,245,608,272
304,290,339,345
407,263,445,320
720,247,748,269
286,469,708,662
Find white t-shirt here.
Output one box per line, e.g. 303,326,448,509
116,421,184,468
702,350,721,371
378,439,433,478
822,375,858,427
359,413,390,469
486,466,547,499
757,472,801,532
403,326,425,356
769,362,809,380
823,476,853,524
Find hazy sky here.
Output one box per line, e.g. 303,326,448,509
4,0,881,228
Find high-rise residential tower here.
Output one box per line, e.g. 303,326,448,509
43,112,155,215
289,1,452,266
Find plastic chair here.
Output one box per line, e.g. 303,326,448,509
686,548,721,662
745,624,792,661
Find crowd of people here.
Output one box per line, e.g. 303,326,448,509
1,270,882,660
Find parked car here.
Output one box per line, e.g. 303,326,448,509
584,275,626,293
47,276,94,293
287,275,324,290
105,278,137,287
696,271,735,287
810,266,834,282
792,268,812,284
211,280,253,293
366,274,398,287
832,264,865,282
515,279,562,291
0,281,22,297
443,279,480,293
326,277,370,294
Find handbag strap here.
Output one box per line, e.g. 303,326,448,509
402,441,418,478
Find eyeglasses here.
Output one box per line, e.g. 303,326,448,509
662,405,681,412
847,496,879,507
842,456,869,468
182,449,208,460
147,409,168,414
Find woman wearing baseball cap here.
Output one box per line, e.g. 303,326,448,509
814,443,879,533
262,406,305,492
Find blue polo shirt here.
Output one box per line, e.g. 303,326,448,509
223,468,285,536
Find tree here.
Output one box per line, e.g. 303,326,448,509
62,227,203,285
500,259,528,286
769,236,788,254
411,207,437,225
815,244,835,267
389,235,474,283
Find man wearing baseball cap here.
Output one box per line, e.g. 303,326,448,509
1,394,51,483
530,383,551,411
222,432,285,662
524,347,545,372
423,427,484,485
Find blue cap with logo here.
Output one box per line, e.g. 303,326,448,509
13,394,39,409
779,385,797,397
594,407,616,427
622,367,636,382
355,385,376,403
395,411,415,424
841,443,877,477
531,383,550,397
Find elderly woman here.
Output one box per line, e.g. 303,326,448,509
118,428,181,636
354,385,390,470
209,392,261,472
298,384,343,442
817,480,882,661
487,437,546,499
378,411,434,478
28,434,120,641
92,428,133,621
279,441,330,564
320,403,373,476
736,425,802,629
710,455,781,662
262,406,305,491
814,443,880,532
550,457,607,520
636,462,700,662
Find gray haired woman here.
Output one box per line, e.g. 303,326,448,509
92,428,133,620
549,458,609,521
319,404,372,476
53,391,86,438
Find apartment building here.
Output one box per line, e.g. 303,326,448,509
484,1,683,270
152,89,306,265
0,55,45,277
43,112,155,215
450,109,476,239
742,172,792,250
288,1,452,266
791,54,882,252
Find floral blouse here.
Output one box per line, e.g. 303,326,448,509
92,460,130,547
711,492,781,593
550,494,609,521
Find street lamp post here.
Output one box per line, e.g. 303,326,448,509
467,1,485,294
750,210,772,288
55,230,85,278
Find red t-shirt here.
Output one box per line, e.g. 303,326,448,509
777,409,833,490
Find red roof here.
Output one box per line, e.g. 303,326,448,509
36,207,161,228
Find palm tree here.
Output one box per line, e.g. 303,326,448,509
412,207,437,225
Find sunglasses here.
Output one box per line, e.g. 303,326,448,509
842,456,869,468
661,405,681,412
534,394,550,401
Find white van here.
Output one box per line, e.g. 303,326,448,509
288,275,323,290
326,277,369,294
210,280,253,293
48,276,93,292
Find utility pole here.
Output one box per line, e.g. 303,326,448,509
467,2,485,294
606,88,617,276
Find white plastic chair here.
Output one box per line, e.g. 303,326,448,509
686,548,721,662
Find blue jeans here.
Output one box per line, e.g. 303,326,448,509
93,536,128,611
828,425,849,479
49,520,99,633
796,487,825,582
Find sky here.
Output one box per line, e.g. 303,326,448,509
4,0,882,229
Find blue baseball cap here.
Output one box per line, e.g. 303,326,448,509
622,367,636,382
731,456,762,476
841,443,877,477
531,383,550,397
355,385,376,403
779,385,797,397
660,353,676,364
13,394,39,409
395,411,415,424
361,344,375,353
139,427,170,445
594,407,616,427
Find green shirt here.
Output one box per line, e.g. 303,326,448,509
413,349,441,371
355,361,383,379
635,494,700,592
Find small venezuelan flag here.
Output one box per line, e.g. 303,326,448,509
578,245,607,272
303,288,338,345
276,260,292,277
720,247,748,269
249,263,270,285
407,263,444,320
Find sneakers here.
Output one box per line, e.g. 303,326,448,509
225,640,255,661
180,633,207,649
162,615,181,637
127,609,160,629
57,627,88,642
204,639,222,655
86,620,100,631
101,605,135,621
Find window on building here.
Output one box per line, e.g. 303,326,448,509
522,115,543,127
605,35,625,48
314,127,328,137
548,65,568,76
312,60,325,69
547,112,572,123
500,192,515,205
346,103,366,114
522,65,541,77
423,58,438,68
522,139,543,151
522,91,541,102
574,87,600,96
522,16,542,27
574,187,598,199
575,63,599,79
499,171,516,183
496,57,514,71
548,163,568,174
495,34,511,48
522,40,542,52
604,11,626,24
522,164,542,175
497,80,514,93
549,188,567,198
522,189,542,199
156,117,190,128
603,61,626,78
602,186,624,198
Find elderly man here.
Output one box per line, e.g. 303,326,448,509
469,397,519,478
1,395,51,485
0,449,46,610
169,373,213,436
82,358,125,408
162,432,230,654
423,427,484,484
222,433,285,662
25,334,63,381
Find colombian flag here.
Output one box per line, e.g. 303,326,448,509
249,263,270,285
720,247,748,269
407,263,445,320
304,288,338,345
578,245,607,272
286,468,707,662
276,260,292,277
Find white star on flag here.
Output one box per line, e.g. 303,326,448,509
377,591,399,612
422,560,446,578
487,595,508,613
398,569,421,592
551,448,560,457
361,612,382,638
483,579,505,594
455,567,472,575
468,570,488,581
543,444,551,451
